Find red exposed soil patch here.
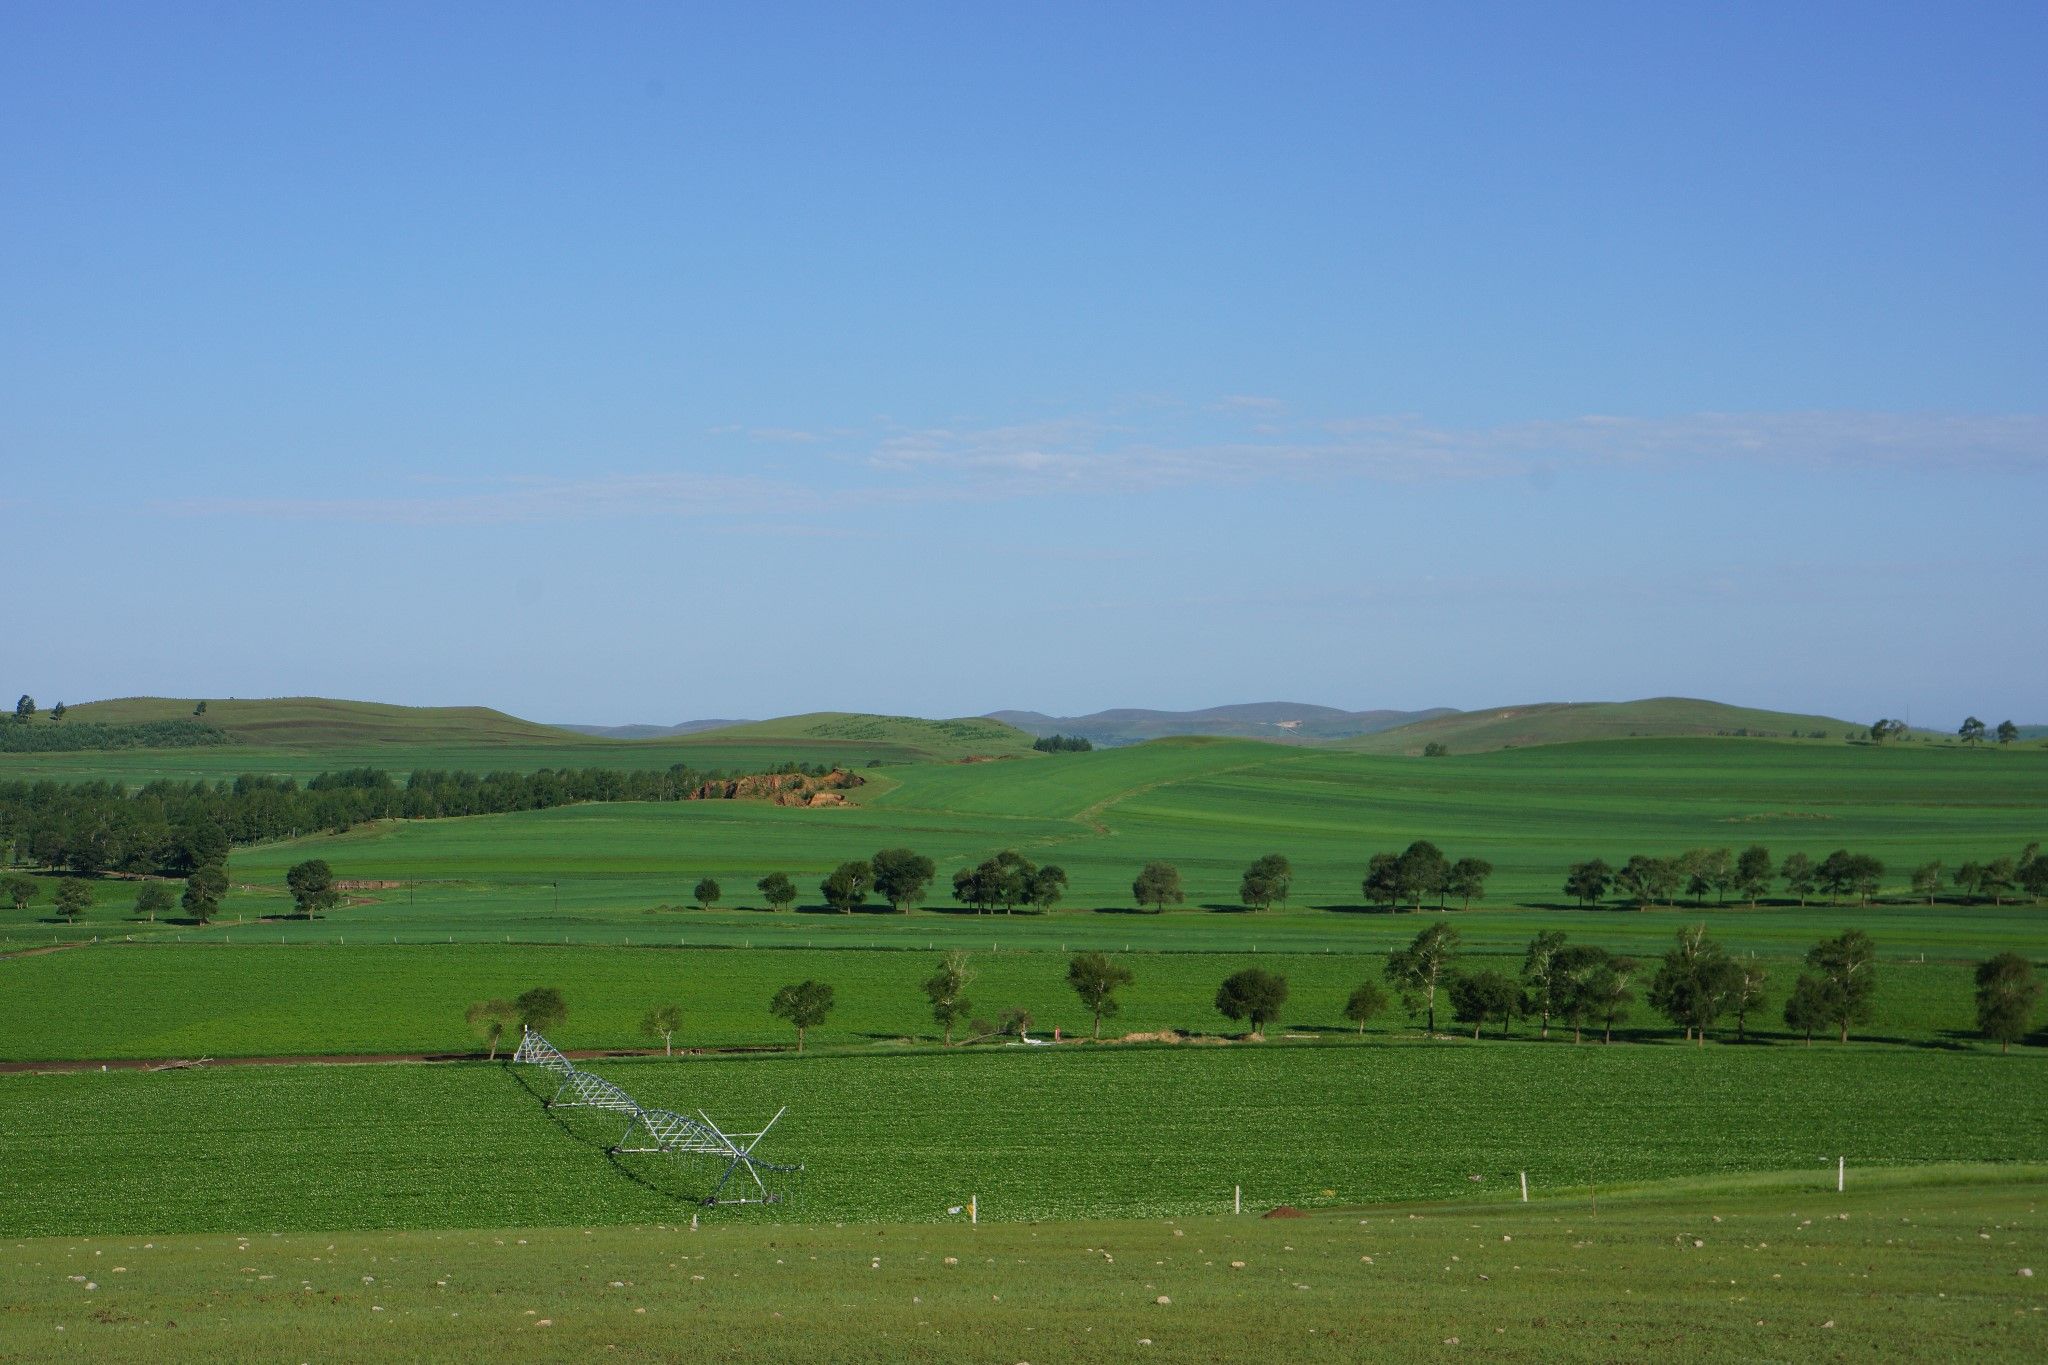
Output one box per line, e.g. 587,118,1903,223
687,769,864,807
1261,1206,1309,1220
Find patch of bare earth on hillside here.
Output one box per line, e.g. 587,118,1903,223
688,769,864,807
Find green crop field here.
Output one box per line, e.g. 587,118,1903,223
0,941,2018,1061
4,716,2046,1362
4,1167,2040,1362
4,1046,2044,1237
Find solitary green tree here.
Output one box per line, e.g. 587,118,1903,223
871,848,937,912
1552,944,1611,1043
1734,845,1773,905
1959,716,1987,746
285,859,340,917
182,863,227,923
1396,840,1450,910
1996,720,2020,745
1588,954,1640,1043
1974,952,2041,1053
1341,979,1389,1036
49,702,66,723
52,880,93,921
133,880,176,922
923,950,976,1045
1805,929,1878,1042
1444,856,1492,910
1783,973,1828,1045
1910,861,1945,905
693,877,721,911
2,873,38,910
1520,930,1569,1038
757,871,797,911
1384,921,1460,1034
1779,852,1817,906
1563,858,1613,907
11,695,32,722
1132,861,1184,913
1448,970,1518,1039
768,979,836,1052
820,860,873,913
465,999,518,1059
1648,924,1740,1045
641,1003,684,1055
1980,857,2018,906
1066,951,1134,1039
1025,863,1068,912
1238,854,1292,913
1729,961,1770,1043
515,986,568,1035
1214,968,1289,1037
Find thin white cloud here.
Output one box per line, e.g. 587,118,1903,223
156,409,2044,524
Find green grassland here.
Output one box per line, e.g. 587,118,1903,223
0,941,2022,1060
4,1047,2044,1237
1,1167,2041,1362
1341,696,1870,754
9,735,2034,943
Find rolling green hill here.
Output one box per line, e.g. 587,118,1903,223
64,695,575,746
1336,696,1857,755
685,711,1039,759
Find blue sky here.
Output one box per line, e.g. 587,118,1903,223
3,1,2042,727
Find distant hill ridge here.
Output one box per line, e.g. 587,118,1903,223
986,702,1456,746
1336,696,1862,755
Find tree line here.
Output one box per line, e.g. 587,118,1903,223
465,933,2041,1060
0,761,831,880
1565,842,2047,909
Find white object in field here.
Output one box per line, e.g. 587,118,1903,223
1234,1185,1241,1215
1838,1157,1844,1192
1520,1171,1528,1202
970,1195,978,1225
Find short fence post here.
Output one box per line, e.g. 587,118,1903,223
1234,1184,1241,1215
1837,1156,1844,1193
1520,1171,1528,1202
970,1195,978,1225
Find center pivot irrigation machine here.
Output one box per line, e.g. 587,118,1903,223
511,1027,803,1206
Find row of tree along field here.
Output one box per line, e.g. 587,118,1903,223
464,928,2044,1059
0,763,849,878
8,837,2046,924
1562,842,2048,909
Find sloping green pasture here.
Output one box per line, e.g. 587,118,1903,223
11,736,2033,943
3,1045,2042,1237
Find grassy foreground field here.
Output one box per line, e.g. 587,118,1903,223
4,1046,2043,1235
0,1167,2039,1362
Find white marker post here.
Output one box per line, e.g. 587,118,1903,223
1838,1157,1845,1193
1234,1185,1242,1215
1520,1171,1528,1203
970,1195,978,1226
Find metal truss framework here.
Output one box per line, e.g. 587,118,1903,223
510,1027,801,1205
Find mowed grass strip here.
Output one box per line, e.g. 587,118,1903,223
1,1168,2040,1363
0,942,2010,1060
2,1046,2042,1237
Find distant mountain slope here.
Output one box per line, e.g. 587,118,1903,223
553,720,750,739
684,712,1039,759
62,696,579,747
986,702,1455,746
1333,697,1857,755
